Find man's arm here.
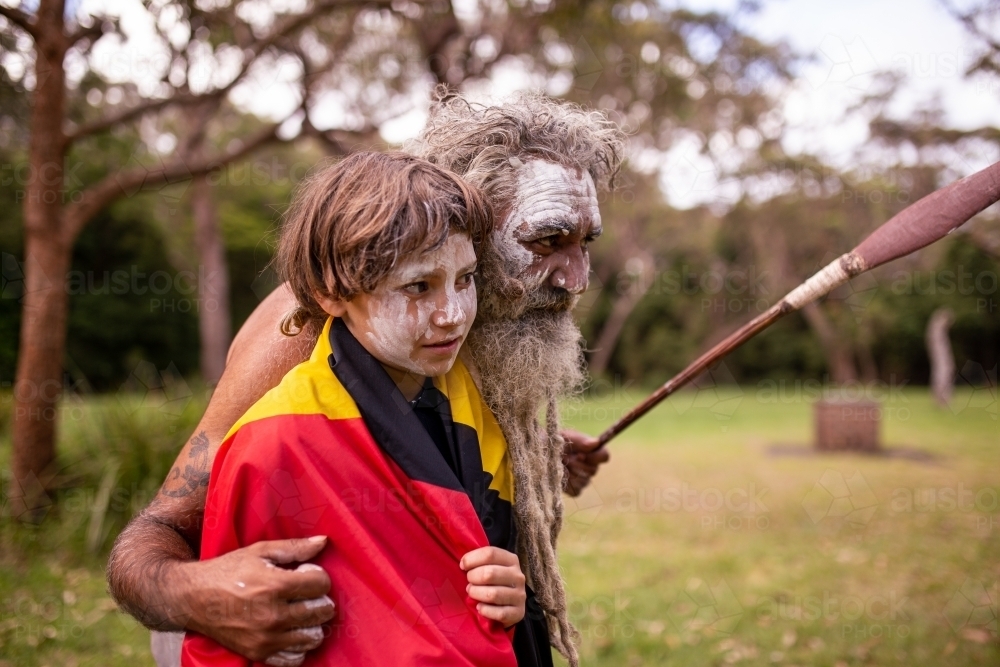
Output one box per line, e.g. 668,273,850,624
107,285,332,663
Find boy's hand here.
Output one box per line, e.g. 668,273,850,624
460,547,526,628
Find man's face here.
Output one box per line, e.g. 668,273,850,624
496,159,602,300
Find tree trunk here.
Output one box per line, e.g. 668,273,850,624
10,0,69,516
191,175,231,384
11,236,72,508
926,307,955,407
588,253,652,377
800,301,858,384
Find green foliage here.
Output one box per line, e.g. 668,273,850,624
67,201,200,392
1,386,205,554
0,146,24,382
214,142,323,327
584,168,1000,386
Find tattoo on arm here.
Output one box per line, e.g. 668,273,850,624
161,431,211,498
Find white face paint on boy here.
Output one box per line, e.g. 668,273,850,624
316,233,478,377
497,159,602,294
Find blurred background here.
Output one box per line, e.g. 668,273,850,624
0,0,997,665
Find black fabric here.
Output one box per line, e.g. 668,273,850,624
514,588,555,667
327,318,463,492
328,318,516,550
411,378,460,478
326,318,551,667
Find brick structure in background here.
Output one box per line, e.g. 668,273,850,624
814,399,881,452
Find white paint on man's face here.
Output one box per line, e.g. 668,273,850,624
345,233,478,377
497,159,602,292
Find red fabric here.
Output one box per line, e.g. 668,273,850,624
181,413,517,667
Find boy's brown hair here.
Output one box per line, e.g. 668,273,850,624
277,151,494,334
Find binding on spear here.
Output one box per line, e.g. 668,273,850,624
596,160,1000,448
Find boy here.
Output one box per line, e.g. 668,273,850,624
181,152,551,666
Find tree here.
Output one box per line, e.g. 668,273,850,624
517,1,798,373
0,0,449,513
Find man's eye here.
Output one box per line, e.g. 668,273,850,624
457,272,475,286
402,282,428,295
535,236,557,248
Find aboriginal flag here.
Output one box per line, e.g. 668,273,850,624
181,318,552,666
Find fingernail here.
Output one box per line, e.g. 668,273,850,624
308,535,326,543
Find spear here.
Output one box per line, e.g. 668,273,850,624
595,160,1000,447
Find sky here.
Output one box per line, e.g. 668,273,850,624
61,0,998,208
678,0,999,164
412,0,1000,207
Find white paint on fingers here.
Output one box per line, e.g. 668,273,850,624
264,651,306,667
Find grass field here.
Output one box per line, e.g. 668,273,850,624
1,384,997,666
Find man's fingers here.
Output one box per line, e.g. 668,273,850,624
274,567,332,602
253,536,328,564
560,429,601,452
264,650,306,667
583,448,610,464
567,460,598,476
284,594,336,627
460,547,517,570
280,625,326,652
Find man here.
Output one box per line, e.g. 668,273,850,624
107,91,624,667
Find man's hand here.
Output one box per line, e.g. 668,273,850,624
106,284,326,666
561,428,610,497
176,537,335,666
460,547,526,628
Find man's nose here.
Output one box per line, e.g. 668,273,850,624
549,245,589,294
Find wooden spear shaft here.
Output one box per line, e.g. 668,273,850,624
596,160,1000,447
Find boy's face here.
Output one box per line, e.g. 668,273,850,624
321,233,478,377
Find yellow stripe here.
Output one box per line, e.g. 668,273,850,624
224,319,359,441
435,364,514,504
226,317,512,504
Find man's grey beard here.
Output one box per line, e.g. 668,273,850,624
464,240,585,656
467,308,585,417
468,241,586,411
